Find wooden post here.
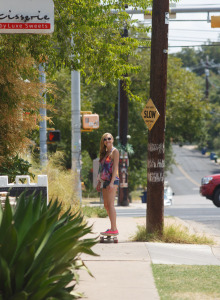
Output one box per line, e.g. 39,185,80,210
147,0,169,235
118,25,129,207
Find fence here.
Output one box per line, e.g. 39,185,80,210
0,175,48,204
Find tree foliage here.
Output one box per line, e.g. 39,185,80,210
166,57,209,143
49,48,208,190
0,50,44,164
0,1,153,166
1,1,152,83
130,50,208,143
174,42,220,151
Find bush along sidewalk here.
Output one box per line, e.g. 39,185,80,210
0,193,98,299
82,206,108,218
132,223,214,245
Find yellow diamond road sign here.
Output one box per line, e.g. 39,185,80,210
141,98,160,131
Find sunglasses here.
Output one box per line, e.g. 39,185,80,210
104,137,112,141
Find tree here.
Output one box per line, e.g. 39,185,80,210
49,49,208,191
174,41,220,152
166,57,209,143
0,1,152,84
0,1,152,166
0,47,46,165
130,50,208,142
174,48,200,72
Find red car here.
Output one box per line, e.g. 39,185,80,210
200,174,220,207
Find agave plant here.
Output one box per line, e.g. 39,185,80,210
0,193,98,299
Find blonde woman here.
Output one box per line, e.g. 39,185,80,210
97,133,119,235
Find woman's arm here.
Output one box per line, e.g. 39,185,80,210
110,149,119,185
96,162,102,192
97,162,101,182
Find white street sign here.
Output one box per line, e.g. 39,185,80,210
0,0,54,34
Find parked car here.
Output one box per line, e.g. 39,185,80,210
200,174,220,207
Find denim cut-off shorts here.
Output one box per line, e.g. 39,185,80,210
103,180,119,189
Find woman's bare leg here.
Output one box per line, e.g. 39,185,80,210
102,188,110,217
106,186,118,231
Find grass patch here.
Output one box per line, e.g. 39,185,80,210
82,206,108,218
130,190,143,201
30,151,79,214
132,223,214,245
152,264,220,300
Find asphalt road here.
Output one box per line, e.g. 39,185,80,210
116,145,220,236
166,145,220,236
166,144,220,196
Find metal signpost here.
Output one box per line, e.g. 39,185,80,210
71,69,82,203
39,63,48,166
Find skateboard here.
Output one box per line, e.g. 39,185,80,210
100,233,118,243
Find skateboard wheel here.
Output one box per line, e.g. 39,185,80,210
100,236,104,243
113,237,118,243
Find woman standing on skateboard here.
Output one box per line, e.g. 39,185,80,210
97,133,119,236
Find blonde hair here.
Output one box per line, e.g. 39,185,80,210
99,133,114,162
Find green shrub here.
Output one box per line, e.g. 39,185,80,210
0,193,98,299
132,223,214,245
82,206,108,218
0,154,35,183
82,182,99,198
32,152,80,215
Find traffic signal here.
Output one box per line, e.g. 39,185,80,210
82,114,99,129
48,130,61,142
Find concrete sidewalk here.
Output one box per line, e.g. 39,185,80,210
77,217,220,300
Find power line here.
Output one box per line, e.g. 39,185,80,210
138,37,220,43
170,28,220,32
161,37,216,42
169,43,220,48
169,19,216,22
169,37,219,41
139,43,220,49
180,2,220,5
208,78,220,89
169,39,217,42
178,4,220,7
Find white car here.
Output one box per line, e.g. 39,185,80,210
164,185,174,206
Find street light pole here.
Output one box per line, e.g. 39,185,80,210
39,63,47,167
71,35,82,204
71,69,82,203
147,0,169,235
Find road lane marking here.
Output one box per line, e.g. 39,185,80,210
176,164,200,187
116,212,146,216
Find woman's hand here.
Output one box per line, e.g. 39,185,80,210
96,181,101,192
107,182,114,190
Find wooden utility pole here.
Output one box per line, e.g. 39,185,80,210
118,25,129,207
147,0,169,235
119,76,129,206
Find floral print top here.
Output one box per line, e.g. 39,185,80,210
98,148,119,182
